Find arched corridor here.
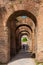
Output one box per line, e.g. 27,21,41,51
6,10,37,62
0,0,43,64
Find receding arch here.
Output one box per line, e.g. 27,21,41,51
7,10,37,27
16,24,32,32
17,30,30,37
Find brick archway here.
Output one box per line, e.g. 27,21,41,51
0,10,37,63
7,10,37,27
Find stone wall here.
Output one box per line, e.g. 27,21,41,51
36,2,43,62
0,0,43,63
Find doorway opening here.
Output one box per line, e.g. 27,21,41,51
21,35,29,52
6,10,37,61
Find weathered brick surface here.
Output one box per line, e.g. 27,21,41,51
0,0,43,63
36,2,43,62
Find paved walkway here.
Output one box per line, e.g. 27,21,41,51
8,50,36,65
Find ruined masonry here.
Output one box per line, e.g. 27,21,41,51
0,0,43,63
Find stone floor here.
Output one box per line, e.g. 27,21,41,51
0,49,43,65
8,49,36,65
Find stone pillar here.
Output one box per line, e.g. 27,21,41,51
0,25,10,63
31,31,35,53
36,3,43,62
10,21,16,56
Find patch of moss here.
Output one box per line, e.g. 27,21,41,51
35,61,39,65
42,63,43,65
35,60,43,65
